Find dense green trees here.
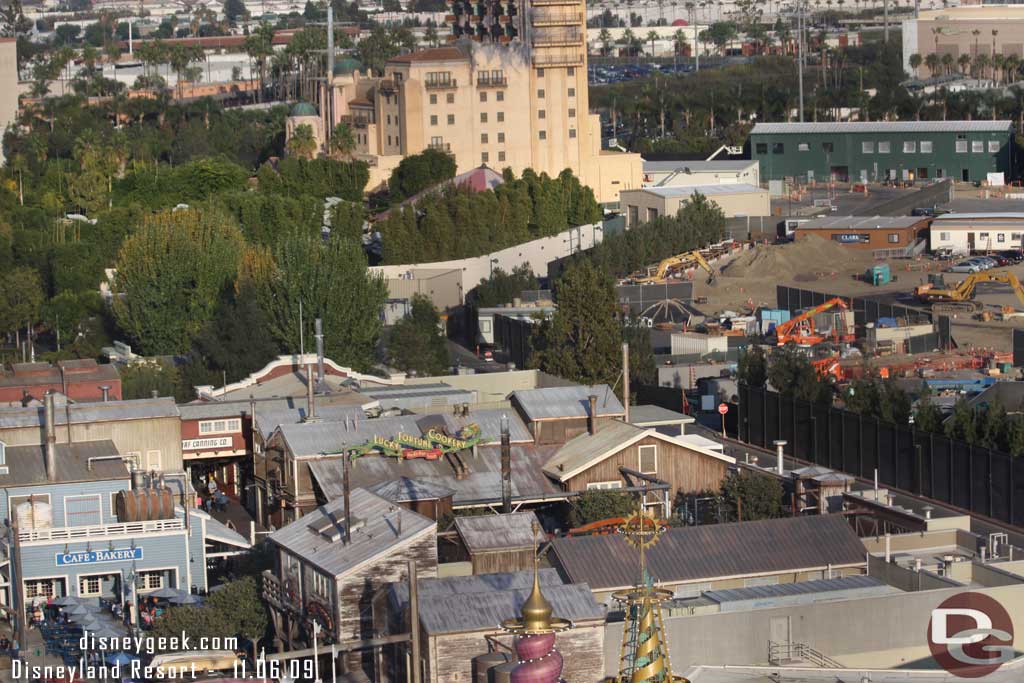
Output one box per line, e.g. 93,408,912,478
377,168,600,265
766,344,831,404
530,261,622,388
473,265,540,308
254,231,387,372
737,343,768,388
844,376,912,426
719,470,783,522
569,191,724,279
387,294,449,376
568,490,638,527
387,148,457,203
112,208,246,355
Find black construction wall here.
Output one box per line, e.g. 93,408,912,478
776,285,953,349
735,385,1023,526
493,314,535,369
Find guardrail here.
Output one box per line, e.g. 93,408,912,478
19,518,185,542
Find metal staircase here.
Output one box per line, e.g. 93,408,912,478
768,641,844,669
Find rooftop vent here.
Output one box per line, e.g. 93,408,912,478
308,515,365,542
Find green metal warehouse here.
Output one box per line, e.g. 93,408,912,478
750,121,1015,184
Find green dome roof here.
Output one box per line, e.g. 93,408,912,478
333,58,362,76
290,101,317,116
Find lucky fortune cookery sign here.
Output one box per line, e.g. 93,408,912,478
56,547,144,567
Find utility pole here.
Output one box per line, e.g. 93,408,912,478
883,0,889,44
797,0,805,122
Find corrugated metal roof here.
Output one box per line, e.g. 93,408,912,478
511,385,624,422
277,415,425,457
542,420,648,480
0,398,178,429
362,383,468,398
368,477,455,502
256,404,370,440
441,410,531,445
266,488,435,577
543,420,734,482
629,405,694,426
643,160,756,173
389,569,564,612
309,443,566,507
549,516,867,591
201,513,252,548
417,583,605,635
704,575,888,605
455,512,539,553
798,215,924,230
2,440,128,486
751,121,1013,134
640,184,765,198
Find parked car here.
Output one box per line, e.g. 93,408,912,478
989,254,1011,267
998,249,1024,264
976,256,998,269
949,260,982,273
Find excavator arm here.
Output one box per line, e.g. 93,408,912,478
774,297,850,346
631,250,719,285
917,270,1024,314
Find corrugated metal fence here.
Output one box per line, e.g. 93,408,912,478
732,384,1024,527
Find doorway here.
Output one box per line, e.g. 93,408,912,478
968,232,976,251
962,168,970,182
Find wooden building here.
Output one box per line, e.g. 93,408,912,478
454,512,539,574
369,477,454,521
509,385,625,445
262,487,438,675
381,570,606,683
542,419,735,515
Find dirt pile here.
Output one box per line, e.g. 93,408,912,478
722,234,876,280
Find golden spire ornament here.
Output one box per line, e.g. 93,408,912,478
612,501,687,683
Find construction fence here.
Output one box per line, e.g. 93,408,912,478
731,384,1024,527
775,285,952,351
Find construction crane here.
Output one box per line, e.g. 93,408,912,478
625,250,718,286
915,270,1024,315
774,297,854,347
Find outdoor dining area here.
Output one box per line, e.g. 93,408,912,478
35,589,205,667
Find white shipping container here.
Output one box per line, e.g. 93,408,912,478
671,332,729,357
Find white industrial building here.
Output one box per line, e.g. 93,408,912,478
642,159,760,188
929,213,1024,254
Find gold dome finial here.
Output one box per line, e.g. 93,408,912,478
502,520,570,634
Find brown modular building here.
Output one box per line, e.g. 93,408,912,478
792,215,929,250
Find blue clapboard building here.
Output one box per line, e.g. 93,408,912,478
0,394,250,615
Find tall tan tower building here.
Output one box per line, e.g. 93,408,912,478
315,0,642,203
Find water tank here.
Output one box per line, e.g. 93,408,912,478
473,652,510,683
115,488,176,522
16,499,52,530
490,662,516,683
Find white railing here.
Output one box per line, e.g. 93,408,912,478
18,518,185,543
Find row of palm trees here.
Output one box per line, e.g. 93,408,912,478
910,50,1024,86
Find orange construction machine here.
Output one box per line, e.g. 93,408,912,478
774,297,855,347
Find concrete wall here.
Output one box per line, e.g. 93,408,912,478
371,222,602,308
406,369,572,402
604,582,1024,673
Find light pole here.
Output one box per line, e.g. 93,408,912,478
489,257,499,278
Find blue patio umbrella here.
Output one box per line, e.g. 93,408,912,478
53,596,80,606
168,593,203,605
65,603,95,616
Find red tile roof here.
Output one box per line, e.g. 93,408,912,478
388,46,467,63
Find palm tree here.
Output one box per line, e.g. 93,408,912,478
924,52,940,77
646,30,659,57
974,52,991,81
957,53,971,75
598,28,612,55
329,122,356,159
941,52,954,76
1006,53,1021,84
244,22,275,103
287,123,318,159
909,52,922,78
673,28,686,56
424,25,439,47
992,53,1005,84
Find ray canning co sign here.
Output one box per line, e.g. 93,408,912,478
351,425,482,459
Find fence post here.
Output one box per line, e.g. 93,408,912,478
968,444,975,513
988,449,994,519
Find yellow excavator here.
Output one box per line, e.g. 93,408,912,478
914,270,1024,314
625,250,719,286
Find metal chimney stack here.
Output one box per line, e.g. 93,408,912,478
303,363,319,422
587,394,598,435
500,414,511,513
773,440,787,475
342,453,352,545
622,343,630,423
315,318,325,384
44,391,57,482
100,385,110,402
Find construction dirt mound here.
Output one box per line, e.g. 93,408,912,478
722,234,876,280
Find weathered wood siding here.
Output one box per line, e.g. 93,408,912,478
533,417,618,445
564,436,728,495
337,529,439,642
470,548,534,575
427,621,605,683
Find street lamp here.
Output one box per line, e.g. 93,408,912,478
489,257,499,279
